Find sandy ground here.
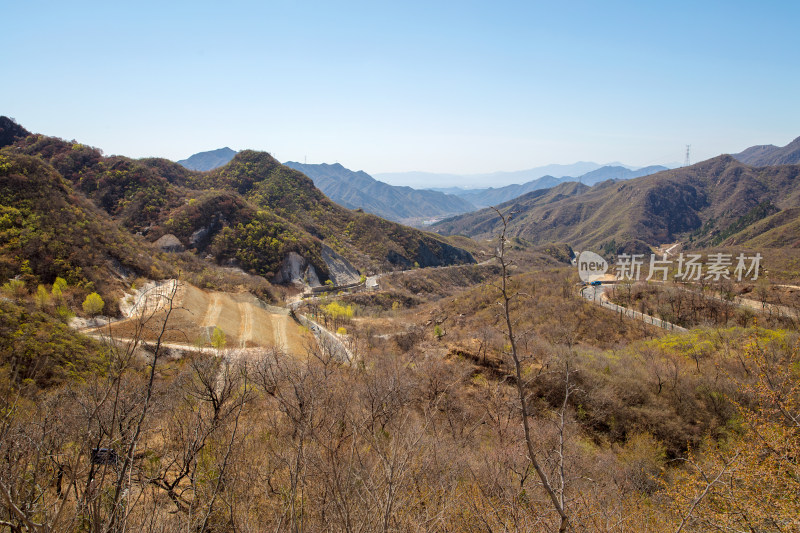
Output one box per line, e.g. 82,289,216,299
90,282,312,354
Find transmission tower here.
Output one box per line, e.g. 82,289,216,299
684,144,691,167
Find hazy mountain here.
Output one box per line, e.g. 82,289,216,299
732,136,800,166
374,162,606,188
434,165,668,208
574,165,669,186
283,162,476,223
433,156,800,252
177,147,237,171
451,176,563,208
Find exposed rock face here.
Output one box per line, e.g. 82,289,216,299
190,226,211,247
153,233,185,253
189,213,228,249
321,244,361,285
273,252,321,286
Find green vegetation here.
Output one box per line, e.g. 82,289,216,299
81,291,104,316
211,326,226,350
0,151,175,303
710,200,778,245
0,299,106,388
4,130,474,293
35,284,50,309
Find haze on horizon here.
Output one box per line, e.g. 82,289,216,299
2,1,798,180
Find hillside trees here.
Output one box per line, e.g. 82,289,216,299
661,331,800,530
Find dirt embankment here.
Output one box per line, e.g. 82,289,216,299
93,281,312,353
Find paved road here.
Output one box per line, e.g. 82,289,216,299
295,314,354,363
363,257,495,292
581,284,688,333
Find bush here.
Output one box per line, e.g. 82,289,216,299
211,326,227,350
82,292,104,316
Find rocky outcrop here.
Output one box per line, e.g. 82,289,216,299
321,244,361,285
153,233,185,253
273,252,322,286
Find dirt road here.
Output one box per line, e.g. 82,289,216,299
273,314,289,352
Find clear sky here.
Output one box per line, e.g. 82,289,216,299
3,0,799,180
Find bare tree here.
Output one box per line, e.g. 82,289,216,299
491,207,570,532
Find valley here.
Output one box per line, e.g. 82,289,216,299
1,118,800,532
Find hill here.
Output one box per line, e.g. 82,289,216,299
2,120,475,293
283,162,476,223
177,147,237,171
0,117,30,148
433,156,800,253
169,151,475,275
0,151,175,300
732,136,800,166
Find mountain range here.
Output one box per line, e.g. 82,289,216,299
0,118,475,302
432,155,800,253
374,161,615,189
440,165,669,208
176,147,669,219
283,162,476,223
170,137,800,259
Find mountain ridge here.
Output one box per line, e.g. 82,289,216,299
283,161,476,223
432,155,800,253
732,136,800,166
436,165,668,208
2,120,475,297
374,161,607,188
177,147,238,171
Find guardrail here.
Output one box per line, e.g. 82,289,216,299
304,280,367,297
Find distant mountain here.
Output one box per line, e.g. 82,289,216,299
283,162,476,223
732,136,800,166
453,175,563,208
177,147,237,171
374,162,606,188
435,165,668,208
574,165,669,186
432,156,800,252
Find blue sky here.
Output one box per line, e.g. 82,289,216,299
3,1,799,181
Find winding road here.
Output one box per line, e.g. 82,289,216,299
581,283,688,333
